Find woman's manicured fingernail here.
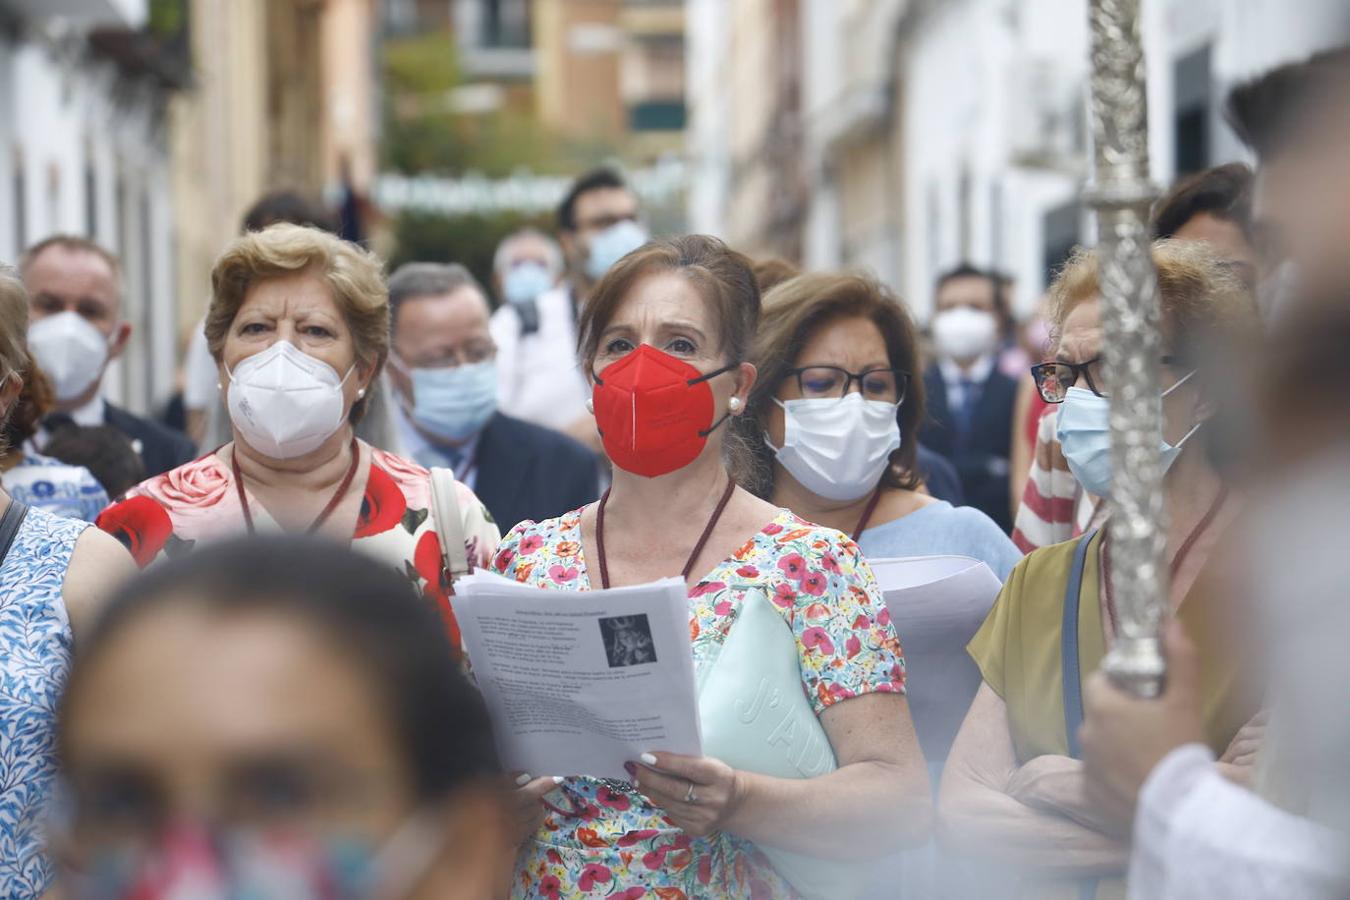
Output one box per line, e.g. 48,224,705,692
624,761,637,776
515,773,532,786
552,776,565,785
640,752,658,766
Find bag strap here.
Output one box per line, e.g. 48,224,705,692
0,499,30,567
1062,526,1103,900
1061,526,1099,760
430,467,470,586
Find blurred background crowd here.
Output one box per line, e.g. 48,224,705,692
0,1,1348,899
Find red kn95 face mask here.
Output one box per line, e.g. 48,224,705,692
591,344,737,478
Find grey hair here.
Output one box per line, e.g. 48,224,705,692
387,262,488,325
492,228,563,278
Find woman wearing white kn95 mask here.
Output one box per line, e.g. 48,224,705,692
743,274,1022,790
95,225,499,644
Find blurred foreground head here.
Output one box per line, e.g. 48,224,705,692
1226,44,1350,304
55,537,510,899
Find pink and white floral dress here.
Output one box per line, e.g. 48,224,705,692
96,442,498,644
492,507,907,899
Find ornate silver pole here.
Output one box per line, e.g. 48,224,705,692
1085,0,1168,697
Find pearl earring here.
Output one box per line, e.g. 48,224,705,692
586,398,595,414
357,388,366,399
728,396,742,413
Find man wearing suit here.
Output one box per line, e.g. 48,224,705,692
22,236,196,479
386,262,600,535
919,264,1018,531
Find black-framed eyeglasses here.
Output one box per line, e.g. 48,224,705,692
1031,355,1181,403
786,366,910,404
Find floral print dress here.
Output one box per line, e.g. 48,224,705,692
96,443,498,642
492,507,907,899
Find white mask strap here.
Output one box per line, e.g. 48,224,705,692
1161,368,1196,397
1173,419,1203,451
1163,369,1202,450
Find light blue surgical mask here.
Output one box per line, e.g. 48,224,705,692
407,361,498,442
584,220,648,281
1056,371,1200,497
502,261,555,306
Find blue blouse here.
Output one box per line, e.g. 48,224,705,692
857,500,1022,581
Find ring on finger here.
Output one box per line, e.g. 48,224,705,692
684,779,698,804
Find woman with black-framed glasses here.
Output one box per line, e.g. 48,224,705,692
744,275,1023,794
941,240,1265,900
745,273,1020,585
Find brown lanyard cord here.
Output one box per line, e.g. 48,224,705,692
850,486,885,541
1102,484,1229,633
595,476,737,590
232,437,362,535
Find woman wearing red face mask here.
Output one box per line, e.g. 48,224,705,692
491,235,931,899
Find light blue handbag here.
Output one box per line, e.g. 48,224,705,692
696,588,871,900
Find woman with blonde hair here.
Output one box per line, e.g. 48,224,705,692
97,225,498,640
0,265,135,896
938,240,1265,898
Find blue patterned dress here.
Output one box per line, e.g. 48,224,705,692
0,504,87,897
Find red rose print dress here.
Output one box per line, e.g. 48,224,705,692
492,508,907,899
96,443,498,642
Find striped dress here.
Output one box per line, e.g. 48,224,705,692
1010,406,1104,554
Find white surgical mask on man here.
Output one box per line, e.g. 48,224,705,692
931,306,999,362
766,393,902,502
226,340,354,459
27,310,110,402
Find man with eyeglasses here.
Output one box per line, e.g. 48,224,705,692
387,262,599,534
490,168,648,455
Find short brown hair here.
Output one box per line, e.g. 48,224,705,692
576,235,761,479
752,257,801,294
577,235,760,372
742,273,926,497
1151,163,1254,242
1048,239,1259,363
207,224,390,422
19,235,123,310
20,235,122,278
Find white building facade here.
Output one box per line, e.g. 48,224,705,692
0,0,182,413
687,0,1350,321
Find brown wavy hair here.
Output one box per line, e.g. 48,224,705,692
576,235,761,483
0,267,51,457
741,272,926,498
